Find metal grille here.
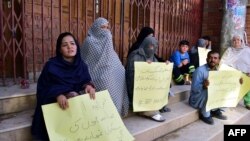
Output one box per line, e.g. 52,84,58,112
128,0,203,60
0,0,25,86
0,0,203,86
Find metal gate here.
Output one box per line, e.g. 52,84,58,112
128,0,203,60
0,0,25,86
0,0,203,86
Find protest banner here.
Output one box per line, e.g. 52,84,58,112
42,90,134,141
133,62,173,112
206,71,242,111
198,47,211,66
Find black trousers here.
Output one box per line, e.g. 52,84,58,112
173,63,195,85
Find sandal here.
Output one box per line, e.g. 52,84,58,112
143,114,165,122
151,114,166,122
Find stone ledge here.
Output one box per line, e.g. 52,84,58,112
0,84,36,100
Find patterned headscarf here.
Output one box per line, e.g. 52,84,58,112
81,17,129,117
81,18,113,66
88,18,111,38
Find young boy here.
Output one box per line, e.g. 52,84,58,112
170,40,195,85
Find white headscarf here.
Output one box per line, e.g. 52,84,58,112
220,34,250,73
81,17,129,117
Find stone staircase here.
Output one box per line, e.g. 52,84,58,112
154,102,250,141
0,84,249,141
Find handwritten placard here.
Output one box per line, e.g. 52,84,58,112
42,90,134,141
198,47,211,66
218,64,250,103
206,71,242,111
133,62,173,112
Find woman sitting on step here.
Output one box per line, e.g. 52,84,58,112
126,36,170,122
31,32,96,141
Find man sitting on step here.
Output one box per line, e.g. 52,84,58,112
188,50,227,125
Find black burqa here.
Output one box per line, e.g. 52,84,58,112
127,27,164,62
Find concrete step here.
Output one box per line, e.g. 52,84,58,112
0,85,191,141
0,84,190,115
0,84,36,115
124,101,199,141
168,85,190,105
154,103,250,141
0,101,197,141
0,110,34,141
